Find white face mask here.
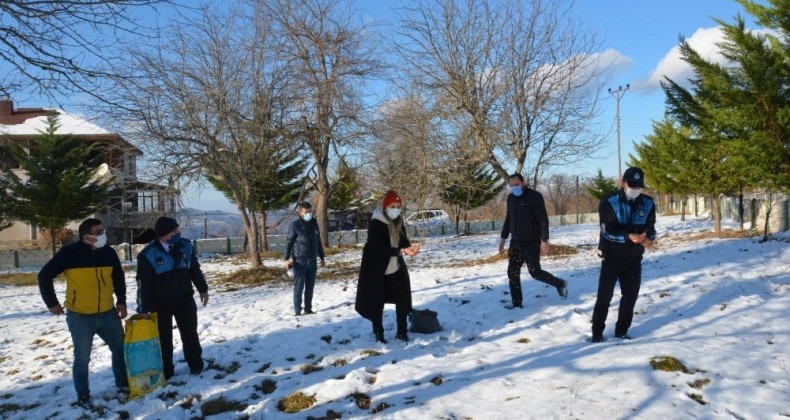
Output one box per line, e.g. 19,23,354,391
302,212,313,222
386,208,402,219
92,233,107,248
625,186,643,200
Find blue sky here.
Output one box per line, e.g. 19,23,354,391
193,0,756,213
2,0,759,213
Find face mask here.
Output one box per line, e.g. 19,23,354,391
386,208,402,219
510,185,523,196
92,233,107,248
625,187,643,200
302,212,313,222
167,233,181,245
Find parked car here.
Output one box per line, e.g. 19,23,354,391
405,209,451,227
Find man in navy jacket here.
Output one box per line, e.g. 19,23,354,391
591,167,656,342
137,217,208,379
284,201,325,316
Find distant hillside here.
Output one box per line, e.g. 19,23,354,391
175,208,297,239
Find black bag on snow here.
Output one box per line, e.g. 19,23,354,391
409,308,442,334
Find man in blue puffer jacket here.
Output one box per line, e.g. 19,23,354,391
591,167,656,343
284,201,325,316
137,217,208,379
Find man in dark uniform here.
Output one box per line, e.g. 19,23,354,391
137,217,208,379
591,167,656,342
498,173,568,309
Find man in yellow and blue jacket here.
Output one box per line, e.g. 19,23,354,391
38,218,128,406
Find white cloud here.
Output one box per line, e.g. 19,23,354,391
633,26,728,92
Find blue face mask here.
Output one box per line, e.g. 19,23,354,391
167,233,181,245
510,185,523,196
302,212,313,222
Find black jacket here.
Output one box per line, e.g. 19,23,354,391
355,217,412,320
500,188,550,244
598,190,657,259
284,218,325,260
137,239,208,313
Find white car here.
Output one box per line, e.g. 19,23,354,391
405,209,450,227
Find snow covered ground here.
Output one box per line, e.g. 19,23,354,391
1,215,788,419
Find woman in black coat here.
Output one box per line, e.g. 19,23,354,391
355,190,420,343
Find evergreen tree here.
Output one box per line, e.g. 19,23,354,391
329,159,362,233
583,169,619,201
2,114,112,256
440,157,504,234
208,144,306,252
631,118,697,220
659,0,790,235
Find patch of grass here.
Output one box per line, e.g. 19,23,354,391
675,229,752,241
0,403,22,416
29,374,43,381
367,376,377,385
0,356,10,364
301,364,324,375
689,378,711,389
688,393,707,405
0,273,40,286
350,392,371,409
360,349,382,358
34,355,47,360
178,394,201,410
320,335,332,344
516,338,531,344
254,379,277,395
278,391,316,413
320,261,361,282
331,359,348,367
371,402,391,414
256,362,271,373
430,376,443,385
116,410,130,420
649,356,690,373
337,339,351,345
545,244,578,257
31,339,53,347
160,391,179,400
201,396,247,416
216,266,286,286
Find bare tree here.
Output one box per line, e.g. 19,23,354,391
542,173,573,216
110,4,291,267
394,0,607,187
0,0,171,101
366,93,445,210
260,0,383,248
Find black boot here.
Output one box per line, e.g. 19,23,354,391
373,324,387,344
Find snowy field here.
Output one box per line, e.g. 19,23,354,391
0,215,788,419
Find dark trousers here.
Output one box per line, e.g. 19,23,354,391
293,257,318,313
156,294,203,378
371,268,409,336
591,254,642,337
507,241,564,305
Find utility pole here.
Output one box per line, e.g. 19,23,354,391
575,175,580,224
204,212,208,239
608,84,629,178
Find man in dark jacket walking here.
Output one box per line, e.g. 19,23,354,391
38,218,128,405
498,173,568,308
284,202,325,316
137,217,208,379
591,167,656,342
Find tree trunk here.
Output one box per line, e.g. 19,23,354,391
712,195,721,236
680,196,686,222
315,167,330,249
239,206,262,268
259,208,269,252
738,191,744,231
49,228,57,258
763,193,772,242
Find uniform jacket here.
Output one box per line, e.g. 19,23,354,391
355,210,412,321
38,241,126,314
284,218,325,261
137,238,208,313
598,189,657,259
501,188,550,244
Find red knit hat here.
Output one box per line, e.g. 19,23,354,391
382,190,402,208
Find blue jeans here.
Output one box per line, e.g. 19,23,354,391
293,257,317,313
66,309,128,398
